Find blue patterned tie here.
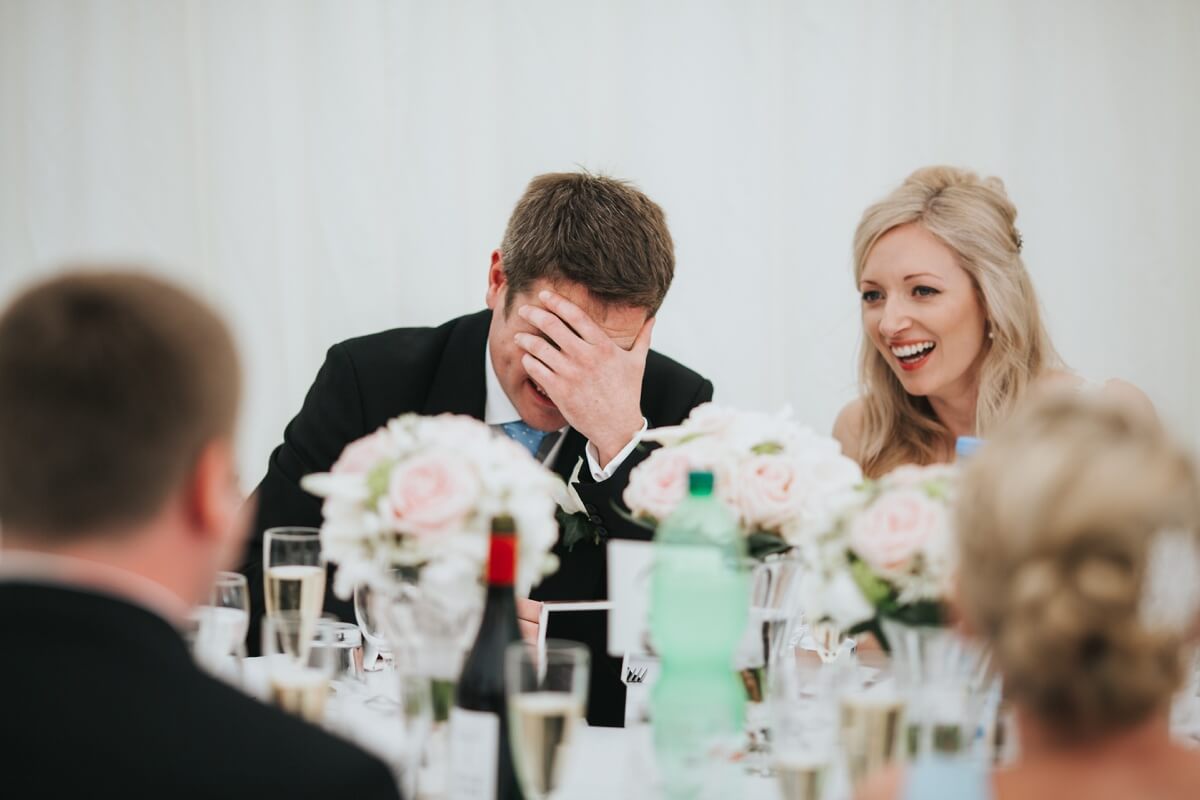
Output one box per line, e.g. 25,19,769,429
500,421,550,459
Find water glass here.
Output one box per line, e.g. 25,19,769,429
735,554,806,773
354,579,394,671
505,640,590,800
190,571,250,684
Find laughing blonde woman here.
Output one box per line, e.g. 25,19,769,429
833,166,1152,477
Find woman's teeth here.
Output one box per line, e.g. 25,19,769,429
890,341,935,361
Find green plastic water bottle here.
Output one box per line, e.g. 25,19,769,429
650,470,748,797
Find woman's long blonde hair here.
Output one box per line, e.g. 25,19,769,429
853,166,1060,478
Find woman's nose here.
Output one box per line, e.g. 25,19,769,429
878,300,911,339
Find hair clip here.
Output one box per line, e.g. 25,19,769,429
1014,230,1024,253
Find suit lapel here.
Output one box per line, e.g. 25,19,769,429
421,309,491,420
550,429,588,482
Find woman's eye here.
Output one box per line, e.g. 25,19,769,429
861,289,882,303
913,285,940,297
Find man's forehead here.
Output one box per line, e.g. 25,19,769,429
532,279,648,330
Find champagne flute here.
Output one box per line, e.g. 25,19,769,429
262,611,337,724
263,527,325,627
505,640,589,800
770,653,842,800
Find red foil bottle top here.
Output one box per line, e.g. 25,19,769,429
487,532,517,586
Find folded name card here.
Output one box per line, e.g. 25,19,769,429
607,539,654,657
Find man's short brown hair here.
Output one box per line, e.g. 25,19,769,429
499,172,674,314
0,270,240,539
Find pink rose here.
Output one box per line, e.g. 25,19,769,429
385,452,480,537
332,429,393,475
736,454,809,531
623,449,691,521
882,463,957,489
848,488,947,578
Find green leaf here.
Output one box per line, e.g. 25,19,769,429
365,461,392,504
922,480,951,501
750,441,785,455
608,498,656,532
746,531,793,560
848,558,893,606
884,600,946,628
557,509,596,553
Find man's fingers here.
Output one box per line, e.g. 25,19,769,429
514,332,569,374
516,597,543,622
519,305,586,355
537,290,605,346
633,316,655,357
519,619,539,645
521,355,566,399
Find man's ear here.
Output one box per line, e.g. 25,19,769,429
185,438,244,551
486,251,506,310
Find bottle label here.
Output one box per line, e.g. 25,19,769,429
448,706,499,800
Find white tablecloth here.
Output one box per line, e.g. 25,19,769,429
242,660,780,799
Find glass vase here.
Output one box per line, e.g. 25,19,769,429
370,567,485,799
878,619,995,761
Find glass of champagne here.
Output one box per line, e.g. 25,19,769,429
264,527,325,628
262,611,336,724
505,640,589,800
190,571,250,684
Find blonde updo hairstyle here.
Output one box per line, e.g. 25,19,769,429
852,166,1060,478
957,393,1200,741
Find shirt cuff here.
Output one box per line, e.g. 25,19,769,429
585,419,649,481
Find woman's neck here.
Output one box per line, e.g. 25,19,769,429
926,384,978,439
1017,707,1175,767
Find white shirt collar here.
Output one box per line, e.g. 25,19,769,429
484,341,523,425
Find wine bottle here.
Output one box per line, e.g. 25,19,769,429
448,515,525,800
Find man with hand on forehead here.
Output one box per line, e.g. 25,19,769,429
244,171,713,726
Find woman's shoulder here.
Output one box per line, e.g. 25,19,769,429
833,397,867,460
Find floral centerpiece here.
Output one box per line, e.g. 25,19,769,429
300,413,562,602
621,403,863,556
795,463,959,646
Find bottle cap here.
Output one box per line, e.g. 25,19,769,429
955,436,984,460
688,470,715,496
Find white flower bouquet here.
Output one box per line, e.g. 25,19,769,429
797,463,958,641
300,413,562,600
621,403,863,557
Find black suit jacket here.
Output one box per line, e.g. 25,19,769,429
243,309,713,725
0,583,400,799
